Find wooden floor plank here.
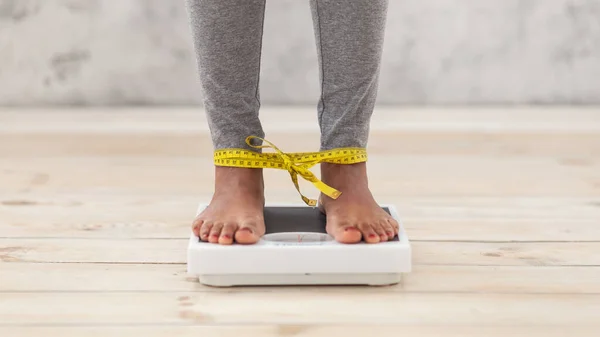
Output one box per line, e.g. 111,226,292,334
2,217,599,241
2,154,599,197
1,326,597,337
2,131,600,158
1,239,598,266
2,194,599,241
1,263,599,294
1,292,599,325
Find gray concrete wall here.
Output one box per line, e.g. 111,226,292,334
1,0,599,106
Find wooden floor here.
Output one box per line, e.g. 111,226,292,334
1,107,599,336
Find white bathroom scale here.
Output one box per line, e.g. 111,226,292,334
187,204,411,287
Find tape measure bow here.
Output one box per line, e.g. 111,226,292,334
213,136,368,206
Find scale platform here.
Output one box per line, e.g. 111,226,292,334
187,204,411,287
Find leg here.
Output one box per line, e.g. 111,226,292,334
186,0,267,244
310,0,399,243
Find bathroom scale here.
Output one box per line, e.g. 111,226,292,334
187,203,411,286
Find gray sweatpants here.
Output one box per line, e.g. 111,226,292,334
186,0,388,152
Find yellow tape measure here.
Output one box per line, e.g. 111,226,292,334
214,136,367,206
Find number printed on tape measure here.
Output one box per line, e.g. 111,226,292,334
214,149,367,168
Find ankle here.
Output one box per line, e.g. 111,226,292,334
214,166,264,192
320,162,368,183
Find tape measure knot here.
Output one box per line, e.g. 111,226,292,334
281,154,295,172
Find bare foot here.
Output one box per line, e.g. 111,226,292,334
318,162,399,244
191,167,265,245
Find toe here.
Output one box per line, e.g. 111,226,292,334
381,220,395,240
337,225,362,244
208,223,223,243
235,222,261,244
340,225,362,244
198,221,213,241
358,223,380,244
327,217,362,244
191,218,203,237
218,222,237,245
388,218,400,236
373,222,388,241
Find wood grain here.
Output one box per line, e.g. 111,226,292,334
2,326,598,337
1,194,599,240
1,239,598,266
2,155,599,197
1,292,599,325
2,132,600,157
2,263,599,294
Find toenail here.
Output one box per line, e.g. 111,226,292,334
240,228,253,234
344,227,357,232
368,233,376,238
386,231,393,236
222,234,231,239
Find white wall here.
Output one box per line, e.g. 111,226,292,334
1,0,599,106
